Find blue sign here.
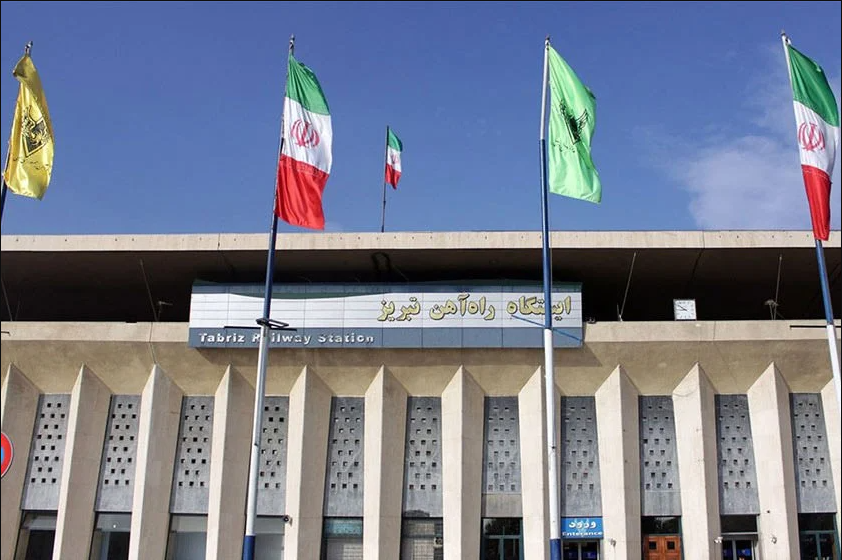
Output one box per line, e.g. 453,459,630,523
561,517,603,539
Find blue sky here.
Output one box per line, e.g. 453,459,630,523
1,1,840,235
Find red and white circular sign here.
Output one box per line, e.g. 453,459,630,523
1,432,12,478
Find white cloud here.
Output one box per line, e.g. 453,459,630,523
649,43,841,232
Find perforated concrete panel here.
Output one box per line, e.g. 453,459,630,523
21,394,71,511
96,395,141,512
482,397,521,494
323,397,365,516
170,396,214,514
257,396,289,516
639,396,681,516
791,393,836,513
715,395,759,515
560,396,602,516
402,397,443,516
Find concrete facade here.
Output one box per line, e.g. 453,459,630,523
52,366,112,560
1,231,840,560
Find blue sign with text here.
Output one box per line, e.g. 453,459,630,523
561,517,603,539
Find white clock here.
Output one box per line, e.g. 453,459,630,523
673,299,697,321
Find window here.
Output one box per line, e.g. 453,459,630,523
15,512,56,560
255,516,285,560
400,518,443,560
165,515,206,560
321,518,363,560
90,513,131,560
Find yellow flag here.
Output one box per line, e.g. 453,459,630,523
3,53,54,200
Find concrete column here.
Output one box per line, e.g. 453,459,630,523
128,365,184,560
1,365,40,560
673,364,720,560
53,366,112,560
441,367,484,560
519,367,549,560
595,365,641,560
747,363,799,560
206,366,254,560
363,366,407,560
820,379,841,546
284,366,332,560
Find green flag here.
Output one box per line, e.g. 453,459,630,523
547,46,601,203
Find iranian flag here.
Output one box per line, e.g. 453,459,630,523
384,127,403,188
786,42,839,241
275,53,332,230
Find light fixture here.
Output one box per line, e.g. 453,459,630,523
608,538,616,546
713,536,723,544
771,535,777,544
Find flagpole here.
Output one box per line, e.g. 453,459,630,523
781,31,842,413
381,125,389,233
242,34,295,560
814,239,842,411
539,35,562,560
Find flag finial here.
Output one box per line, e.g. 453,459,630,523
289,34,295,55
545,35,550,46
24,41,32,55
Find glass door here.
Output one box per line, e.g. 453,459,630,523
481,519,521,560
800,531,838,560
721,539,755,559
563,541,600,560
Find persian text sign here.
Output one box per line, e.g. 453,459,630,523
561,517,603,539
188,282,582,349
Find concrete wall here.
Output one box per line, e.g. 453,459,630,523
205,367,254,560
596,366,641,560
128,365,183,560
519,367,550,560
441,367,485,560
53,366,112,560
0,318,839,560
283,367,332,560
747,363,800,560
673,364,720,560
363,367,407,560
0,365,40,560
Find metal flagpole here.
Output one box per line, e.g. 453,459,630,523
780,32,842,413
539,35,562,560
242,34,295,560
814,240,842,412
381,125,389,233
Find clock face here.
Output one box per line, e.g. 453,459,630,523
673,299,697,321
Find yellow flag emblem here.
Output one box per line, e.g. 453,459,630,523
4,53,54,200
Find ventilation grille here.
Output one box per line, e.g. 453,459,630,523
22,394,71,511
791,394,836,513
482,397,521,494
323,397,365,516
561,396,602,516
402,397,442,516
257,396,289,516
715,395,759,514
96,395,141,512
639,396,681,516
170,396,213,514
